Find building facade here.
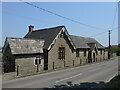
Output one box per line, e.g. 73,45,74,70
2,25,108,76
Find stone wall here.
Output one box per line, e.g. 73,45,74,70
48,34,74,70
2,34,108,77
73,50,88,66
95,50,106,62
15,54,44,76
2,45,15,73
48,34,107,71
105,51,108,60
111,53,117,57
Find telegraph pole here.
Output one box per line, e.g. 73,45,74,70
108,30,111,59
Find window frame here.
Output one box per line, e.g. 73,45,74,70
76,49,79,57
34,57,42,66
35,58,38,65
84,50,86,57
95,48,98,55
58,47,65,60
100,50,102,55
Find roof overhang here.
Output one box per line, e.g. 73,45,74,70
48,26,76,50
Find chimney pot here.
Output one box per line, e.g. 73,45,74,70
29,25,34,32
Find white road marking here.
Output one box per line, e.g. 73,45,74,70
55,73,82,83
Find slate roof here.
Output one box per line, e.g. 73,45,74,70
24,25,104,50
6,37,44,55
25,26,64,49
70,35,104,49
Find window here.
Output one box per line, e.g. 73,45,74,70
58,47,65,60
95,48,98,55
100,50,102,55
76,49,79,57
38,59,41,64
34,57,42,65
35,59,38,65
84,50,86,57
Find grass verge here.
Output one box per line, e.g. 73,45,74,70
102,73,120,88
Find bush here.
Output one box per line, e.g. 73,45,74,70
0,54,2,59
111,47,119,53
105,47,120,56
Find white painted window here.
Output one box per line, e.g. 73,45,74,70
35,58,38,65
34,57,42,65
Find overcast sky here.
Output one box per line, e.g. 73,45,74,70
2,2,118,47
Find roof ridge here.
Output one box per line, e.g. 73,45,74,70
7,37,44,41
70,35,94,39
32,25,65,32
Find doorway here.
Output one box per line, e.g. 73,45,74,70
88,51,92,63
93,53,96,62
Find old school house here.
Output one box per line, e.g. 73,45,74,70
2,25,108,76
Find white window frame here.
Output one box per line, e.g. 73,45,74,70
34,57,42,66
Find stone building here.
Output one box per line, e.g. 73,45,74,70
2,25,108,76
2,38,44,76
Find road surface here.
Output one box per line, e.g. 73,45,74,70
2,57,118,88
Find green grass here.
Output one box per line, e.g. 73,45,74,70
102,74,120,88
0,53,2,59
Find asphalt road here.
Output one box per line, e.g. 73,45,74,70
2,57,118,88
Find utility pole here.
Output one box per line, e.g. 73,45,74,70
108,30,111,59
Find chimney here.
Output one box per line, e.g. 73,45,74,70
29,25,34,32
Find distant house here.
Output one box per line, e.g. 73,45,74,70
110,45,120,56
111,45,120,47
2,25,108,76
